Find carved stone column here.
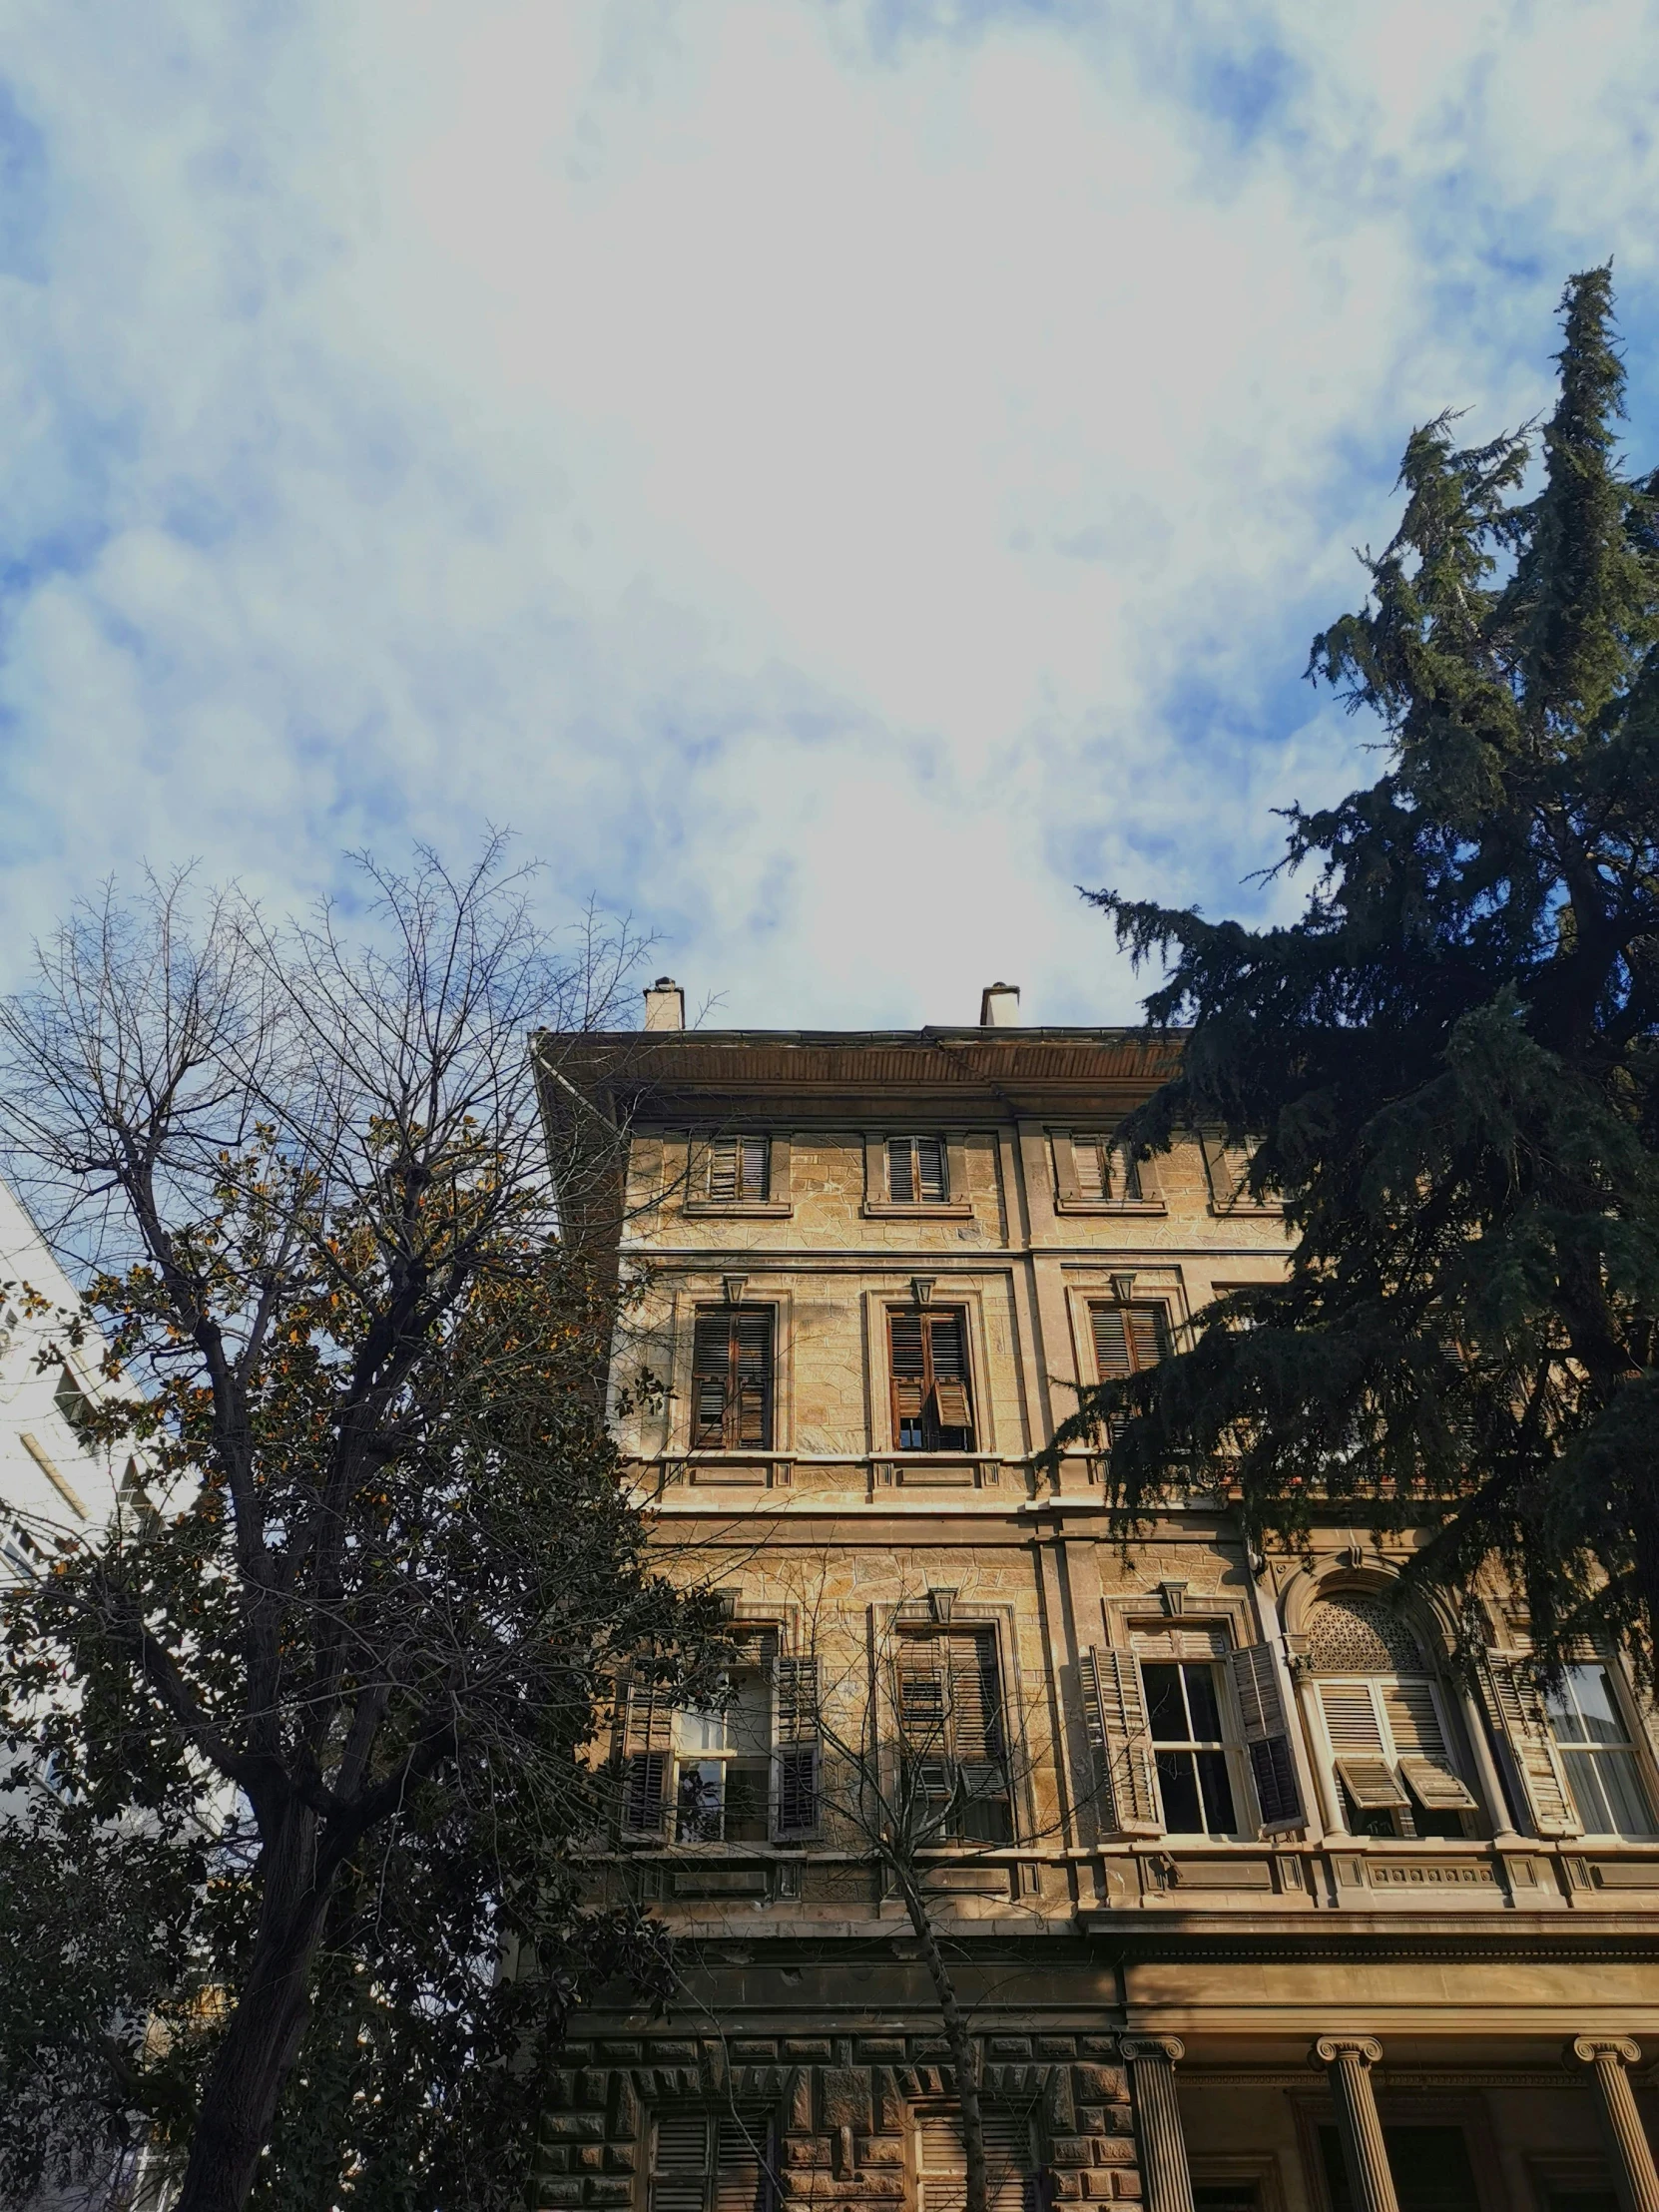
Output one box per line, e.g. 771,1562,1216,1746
1570,2038,1659,2212
1123,2035,1194,2212
1312,2038,1398,2212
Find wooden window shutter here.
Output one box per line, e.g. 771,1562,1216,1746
896,1635,947,1751
1051,1129,1079,1203
713,2118,767,2212
708,1136,739,1203
650,2113,711,2212
1382,1681,1477,1812
1318,1683,1406,1809
691,1307,774,1450
706,1135,770,1202
732,1308,773,1448
887,1137,915,1203
774,1654,821,1840
1478,1652,1583,1838
889,1309,927,1434
927,1312,974,1440
1091,1302,1168,1382
943,1630,1002,1765
621,1673,674,1837
1071,1135,1109,1201
916,1135,946,1202
1226,1643,1303,1834
1082,1644,1162,1835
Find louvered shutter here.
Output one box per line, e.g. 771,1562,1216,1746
1227,1643,1303,1834
1091,1307,1132,1381
916,1136,946,1202
732,1309,773,1448
927,1313,975,1441
650,2113,710,2212
714,2117,767,2212
691,1312,732,1446
890,1310,927,1435
944,1630,1004,1813
897,1636,947,1750
916,2109,1034,2212
1318,1683,1405,1809
1082,1644,1162,1835
1478,1652,1583,1838
621,1673,674,1837
1127,1305,1167,1368
888,1138,915,1203
708,1137,739,1203
738,1135,769,1200
1072,1137,1108,1201
774,1654,820,1839
1383,1681,1478,1812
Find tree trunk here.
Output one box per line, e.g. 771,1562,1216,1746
174,1811,333,2212
893,1862,988,2212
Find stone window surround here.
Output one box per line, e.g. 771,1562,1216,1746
862,1130,976,1220
860,1282,1001,1459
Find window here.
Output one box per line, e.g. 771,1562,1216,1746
1542,1664,1657,1838
889,1308,976,1452
1308,1594,1477,1839
895,1628,1011,1844
649,2110,769,2212
1201,1132,1275,1213
1090,1301,1169,1381
690,1307,774,1450
888,1135,948,1204
1319,2124,1479,2212
619,1634,821,1846
55,1365,93,1434
1068,1134,1148,1204
1142,1659,1238,1836
914,2109,1036,2212
707,1134,770,1203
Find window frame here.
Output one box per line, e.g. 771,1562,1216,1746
1088,1299,1172,1384
1140,1654,1243,1839
1541,1660,1659,1839
1200,1130,1282,1216
1314,1671,1475,1839
893,1623,1014,1847
862,1131,973,1219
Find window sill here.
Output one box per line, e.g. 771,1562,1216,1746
862,1201,974,1220
682,1200,794,1218
1208,1202,1284,1219
1054,1199,1168,1217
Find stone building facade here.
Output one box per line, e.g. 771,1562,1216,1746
543,989,1659,2212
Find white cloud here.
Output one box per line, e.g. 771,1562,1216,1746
1,0,1657,1026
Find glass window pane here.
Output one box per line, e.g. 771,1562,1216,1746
1196,1750,1237,1835
676,1760,724,1842
1568,1664,1629,1744
1143,1662,1189,1740
1183,1664,1224,1741
723,1763,770,1842
1157,1749,1205,1833
726,1670,772,1757
1570,1746,1658,1838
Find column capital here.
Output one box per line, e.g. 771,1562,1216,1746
1572,2037,1643,2068
1314,2036,1384,2069
1123,2035,1187,2066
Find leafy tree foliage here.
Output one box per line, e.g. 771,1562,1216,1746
0,846,712,2212
1067,269,1659,1676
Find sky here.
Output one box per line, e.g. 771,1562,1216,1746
2,1,1658,1032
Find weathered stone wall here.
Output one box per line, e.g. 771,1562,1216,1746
537,2032,1143,2211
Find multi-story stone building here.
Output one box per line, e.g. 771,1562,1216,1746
542,982,1659,2212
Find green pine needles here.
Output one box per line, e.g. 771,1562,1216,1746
1070,268,1659,1678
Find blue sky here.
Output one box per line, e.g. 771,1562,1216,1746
2,1,1658,1030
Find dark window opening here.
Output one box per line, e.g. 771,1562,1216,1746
1319,2124,1479,2212
1143,1659,1238,1836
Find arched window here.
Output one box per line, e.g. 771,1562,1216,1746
1307,1592,1478,1839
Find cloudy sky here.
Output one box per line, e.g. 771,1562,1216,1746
2,2,1657,1030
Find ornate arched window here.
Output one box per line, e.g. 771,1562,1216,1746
1307,1591,1478,1839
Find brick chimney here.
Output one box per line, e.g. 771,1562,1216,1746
643,977,685,1031
979,981,1021,1027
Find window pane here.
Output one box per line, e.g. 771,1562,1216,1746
723,1764,769,1843
675,1761,724,1842
1196,1750,1237,1834
1183,1664,1224,1741
1563,1746,1657,1838
1157,1748,1205,1833
1569,1664,1628,1745
1143,1663,1189,1740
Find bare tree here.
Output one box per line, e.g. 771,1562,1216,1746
0,843,715,2212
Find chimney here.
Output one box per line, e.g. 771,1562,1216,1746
979,981,1021,1027
643,977,685,1032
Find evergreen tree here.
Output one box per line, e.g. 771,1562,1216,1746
1069,269,1659,1676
